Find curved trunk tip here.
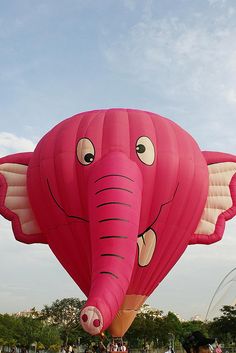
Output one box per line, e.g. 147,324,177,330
80,306,104,335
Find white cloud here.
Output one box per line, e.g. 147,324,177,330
208,0,227,7
226,89,236,104
104,4,236,155
104,6,236,108
0,132,35,157
122,0,136,11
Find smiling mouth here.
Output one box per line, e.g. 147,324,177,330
136,184,179,267
47,179,89,222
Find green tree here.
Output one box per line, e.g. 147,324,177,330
180,320,209,338
124,305,164,348
208,305,236,344
0,314,18,348
36,324,61,349
124,307,183,349
41,297,86,345
0,313,61,350
155,311,182,348
14,316,44,348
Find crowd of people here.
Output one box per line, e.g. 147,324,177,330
61,331,222,353
83,340,127,353
106,342,127,352
182,331,221,353
61,345,75,353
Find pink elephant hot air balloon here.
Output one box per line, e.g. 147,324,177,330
0,109,236,337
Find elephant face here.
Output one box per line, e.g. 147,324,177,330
26,109,209,334
1,108,236,337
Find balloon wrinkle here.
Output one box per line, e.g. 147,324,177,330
100,271,119,279
99,218,129,223
99,235,128,239
95,174,134,183
100,253,125,260
95,187,133,195
96,201,131,208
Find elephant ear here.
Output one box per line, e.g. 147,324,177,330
0,152,46,244
190,151,236,245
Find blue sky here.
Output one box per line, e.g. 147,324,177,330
0,0,236,320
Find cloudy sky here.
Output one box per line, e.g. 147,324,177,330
0,0,236,321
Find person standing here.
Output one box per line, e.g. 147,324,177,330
182,331,215,353
215,344,222,353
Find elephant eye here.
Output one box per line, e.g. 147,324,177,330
77,138,95,165
136,136,155,165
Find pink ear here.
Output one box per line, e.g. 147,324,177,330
189,151,236,245
0,153,46,244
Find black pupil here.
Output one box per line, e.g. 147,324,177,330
84,153,94,163
136,144,146,153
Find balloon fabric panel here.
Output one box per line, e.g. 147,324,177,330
126,113,208,297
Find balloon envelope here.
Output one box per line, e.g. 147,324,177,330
0,109,236,336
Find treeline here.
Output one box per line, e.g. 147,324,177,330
0,314,61,352
125,304,236,348
0,299,235,351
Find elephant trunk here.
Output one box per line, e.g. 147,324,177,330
80,152,142,335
